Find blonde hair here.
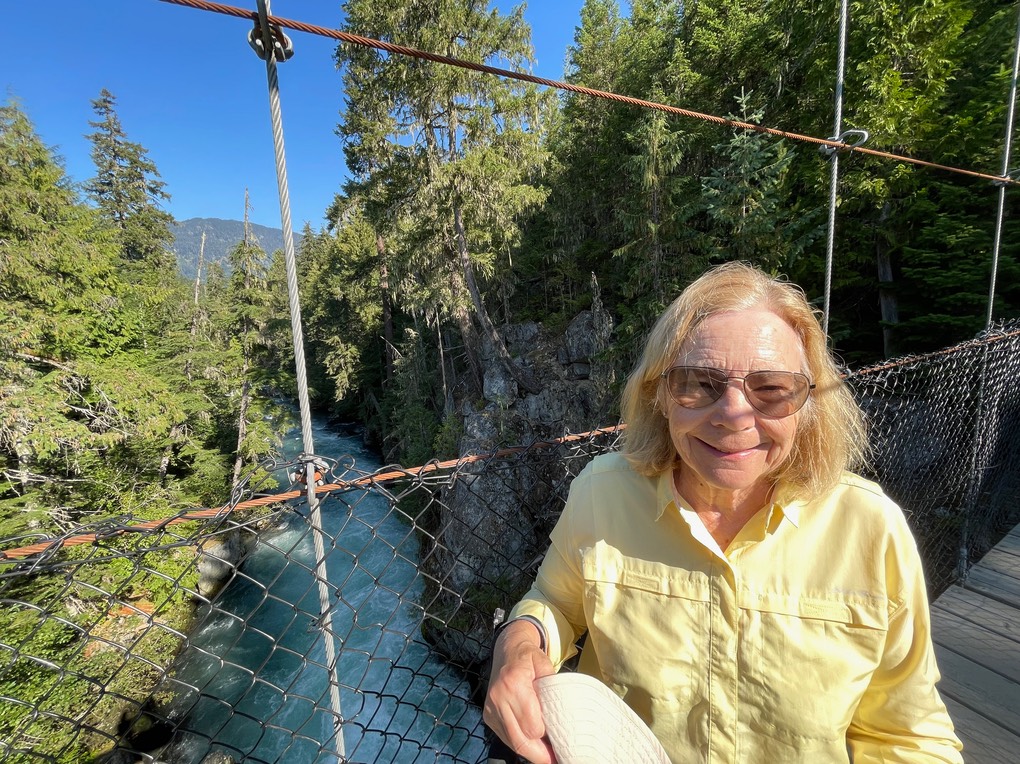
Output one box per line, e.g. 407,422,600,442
621,261,868,499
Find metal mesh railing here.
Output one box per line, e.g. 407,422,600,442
2,320,1019,763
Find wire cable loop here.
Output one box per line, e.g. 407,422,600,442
819,129,870,157
248,18,294,61
292,453,331,486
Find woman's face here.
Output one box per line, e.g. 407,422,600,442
665,309,805,509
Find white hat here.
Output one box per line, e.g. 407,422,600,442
535,673,671,763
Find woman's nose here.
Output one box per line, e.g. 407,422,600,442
711,380,757,426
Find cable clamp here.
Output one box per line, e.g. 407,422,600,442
819,129,870,157
992,167,1020,187
248,18,294,62
293,454,330,486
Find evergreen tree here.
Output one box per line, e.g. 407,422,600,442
701,92,822,273
0,99,209,534
84,89,176,265
0,101,132,362
224,205,280,487
295,210,396,450
338,0,552,403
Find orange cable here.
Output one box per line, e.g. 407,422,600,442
157,0,1018,187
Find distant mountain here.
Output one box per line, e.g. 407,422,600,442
171,218,302,280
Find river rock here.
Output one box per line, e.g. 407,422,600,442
196,530,254,600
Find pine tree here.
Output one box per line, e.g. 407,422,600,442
0,100,209,535
701,91,822,273
225,198,279,488
84,89,175,264
337,0,552,400
0,100,130,361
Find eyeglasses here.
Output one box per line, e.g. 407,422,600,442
660,366,815,417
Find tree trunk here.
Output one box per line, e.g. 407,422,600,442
185,231,206,382
436,318,455,416
193,231,206,308
232,361,251,490
876,202,899,358
377,232,395,385
452,298,483,393
453,202,541,395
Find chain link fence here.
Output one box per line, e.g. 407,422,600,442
2,320,1019,763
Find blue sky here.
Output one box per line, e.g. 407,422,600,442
7,1,586,230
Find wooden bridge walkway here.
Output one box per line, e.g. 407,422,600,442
932,525,1020,763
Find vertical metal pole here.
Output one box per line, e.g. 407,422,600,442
254,1,346,756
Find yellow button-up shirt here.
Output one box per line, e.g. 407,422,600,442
509,452,963,763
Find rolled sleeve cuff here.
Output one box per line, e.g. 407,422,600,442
509,594,580,669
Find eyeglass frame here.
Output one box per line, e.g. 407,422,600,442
658,365,816,417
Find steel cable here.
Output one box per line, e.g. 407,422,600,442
252,0,346,750
157,0,1018,187
987,4,1020,329
822,0,851,338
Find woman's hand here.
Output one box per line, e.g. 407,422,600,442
483,619,557,764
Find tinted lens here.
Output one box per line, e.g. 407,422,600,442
664,367,727,408
743,371,810,417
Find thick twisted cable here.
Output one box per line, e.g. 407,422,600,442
254,0,346,750
987,4,1020,329
822,0,851,337
158,0,1017,186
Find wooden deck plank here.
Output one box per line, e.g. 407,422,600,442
978,548,1020,579
933,645,1020,733
995,530,1020,559
933,586,1020,640
931,607,1020,683
943,697,1020,764
963,566,1020,610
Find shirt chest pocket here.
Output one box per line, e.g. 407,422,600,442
739,594,888,744
580,543,709,703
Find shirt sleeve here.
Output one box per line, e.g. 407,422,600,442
846,510,964,763
507,470,591,669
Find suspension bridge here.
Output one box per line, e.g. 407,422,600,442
2,1,1020,762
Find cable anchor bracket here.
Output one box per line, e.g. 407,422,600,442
293,453,331,487
248,17,294,62
819,129,870,157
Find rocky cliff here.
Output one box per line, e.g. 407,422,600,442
420,301,618,669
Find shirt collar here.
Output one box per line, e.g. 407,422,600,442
656,469,676,521
770,482,801,527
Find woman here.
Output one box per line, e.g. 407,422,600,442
483,262,963,763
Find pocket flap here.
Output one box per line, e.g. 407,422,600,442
742,592,886,629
